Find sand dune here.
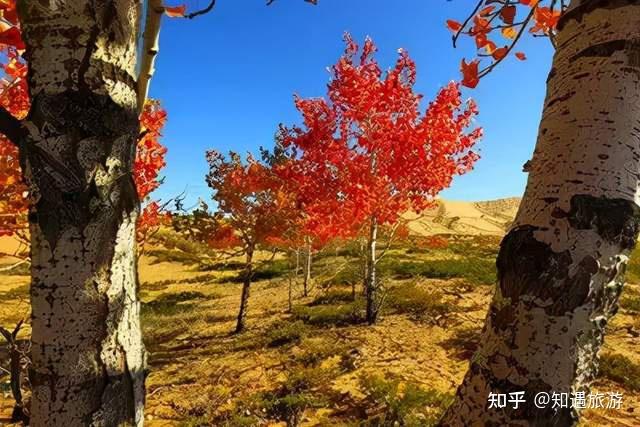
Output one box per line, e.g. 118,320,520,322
405,197,520,236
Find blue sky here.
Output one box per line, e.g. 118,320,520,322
150,0,554,207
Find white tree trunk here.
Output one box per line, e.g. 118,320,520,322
303,241,312,297
365,216,378,324
18,1,146,425
441,1,640,425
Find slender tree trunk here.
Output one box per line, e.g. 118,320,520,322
365,216,379,324
15,2,146,426
360,239,368,297
235,249,254,333
303,240,312,297
440,2,640,425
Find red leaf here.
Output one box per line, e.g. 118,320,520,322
492,47,508,61
165,5,186,18
515,51,527,61
446,19,463,33
461,59,480,88
0,27,24,49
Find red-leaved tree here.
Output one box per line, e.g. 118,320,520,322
279,35,482,324
205,150,295,333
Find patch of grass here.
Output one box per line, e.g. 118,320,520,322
310,289,354,306
380,257,496,285
292,300,365,327
359,373,453,427
294,336,351,368
620,292,640,313
265,320,308,347
385,285,455,323
147,248,202,266
141,291,207,318
225,260,290,283
323,263,362,288
598,353,640,391
626,246,640,283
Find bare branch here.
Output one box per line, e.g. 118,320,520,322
185,0,217,19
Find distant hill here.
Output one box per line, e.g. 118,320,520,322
404,197,521,236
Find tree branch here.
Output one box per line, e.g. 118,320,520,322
185,0,217,19
0,106,26,145
137,0,163,113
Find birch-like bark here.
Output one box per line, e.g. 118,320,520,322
303,240,312,297
17,1,146,425
440,1,640,425
365,216,379,324
235,249,254,333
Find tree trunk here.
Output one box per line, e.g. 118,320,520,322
440,2,640,425
365,216,379,324
235,249,254,333
303,241,312,297
17,2,146,425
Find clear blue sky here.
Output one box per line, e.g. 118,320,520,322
150,0,554,207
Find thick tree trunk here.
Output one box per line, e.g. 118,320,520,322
235,249,254,333
440,2,640,425
365,216,379,324
17,1,146,425
303,241,312,297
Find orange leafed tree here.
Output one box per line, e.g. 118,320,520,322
205,150,296,333
278,35,482,324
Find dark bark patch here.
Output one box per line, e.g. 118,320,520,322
567,195,640,250
558,0,640,31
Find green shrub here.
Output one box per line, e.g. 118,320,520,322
626,246,640,283
225,259,290,283
385,285,454,322
292,300,365,327
265,320,308,347
359,374,453,427
141,291,207,318
380,257,496,285
295,336,350,367
598,353,640,391
310,289,354,306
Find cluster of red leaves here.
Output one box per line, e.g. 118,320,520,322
276,35,482,243
136,100,168,200
0,3,28,238
205,150,297,252
448,0,565,88
0,1,169,245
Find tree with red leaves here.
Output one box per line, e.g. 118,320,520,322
205,150,295,333
279,35,482,324
441,1,640,425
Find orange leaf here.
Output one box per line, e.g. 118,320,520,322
515,52,527,61
501,26,517,40
492,47,508,61
479,6,495,17
461,59,480,89
446,19,463,33
165,5,186,18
